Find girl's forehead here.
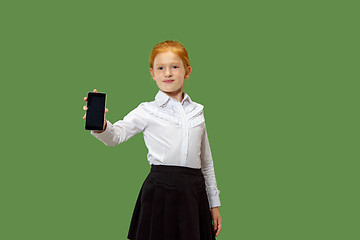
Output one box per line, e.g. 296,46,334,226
154,51,182,65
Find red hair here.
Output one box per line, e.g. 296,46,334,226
149,40,190,75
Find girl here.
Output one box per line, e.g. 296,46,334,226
83,40,222,240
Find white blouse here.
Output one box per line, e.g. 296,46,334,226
91,90,221,208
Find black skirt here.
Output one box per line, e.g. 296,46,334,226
127,164,216,240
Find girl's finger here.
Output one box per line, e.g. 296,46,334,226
216,221,222,236
105,108,109,113
83,113,86,119
213,218,218,232
84,97,87,101
83,106,88,111
93,89,97,93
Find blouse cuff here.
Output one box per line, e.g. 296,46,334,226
208,194,221,209
90,121,115,143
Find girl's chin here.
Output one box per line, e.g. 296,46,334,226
160,87,183,94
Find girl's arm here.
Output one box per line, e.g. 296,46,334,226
201,123,223,236
200,123,221,209
91,103,149,146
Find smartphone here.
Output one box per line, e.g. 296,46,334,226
85,92,106,131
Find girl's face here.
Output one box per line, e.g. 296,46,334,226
150,50,191,97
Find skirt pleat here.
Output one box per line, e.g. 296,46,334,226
127,165,216,240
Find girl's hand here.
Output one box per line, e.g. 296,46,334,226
83,89,109,133
210,207,222,237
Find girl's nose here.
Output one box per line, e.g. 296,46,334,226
165,68,172,77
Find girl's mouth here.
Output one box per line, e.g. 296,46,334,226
163,80,174,83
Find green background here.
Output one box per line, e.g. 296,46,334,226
1,0,358,239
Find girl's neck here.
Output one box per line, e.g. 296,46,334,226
162,89,184,103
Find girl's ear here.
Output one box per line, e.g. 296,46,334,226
149,68,156,81
184,66,192,79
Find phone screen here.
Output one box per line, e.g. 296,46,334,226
85,92,106,130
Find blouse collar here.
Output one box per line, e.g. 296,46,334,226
155,90,192,108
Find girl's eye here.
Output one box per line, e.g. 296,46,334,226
158,67,163,70
172,66,178,69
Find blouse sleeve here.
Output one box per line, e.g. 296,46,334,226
90,103,149,146
200,122,221,208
